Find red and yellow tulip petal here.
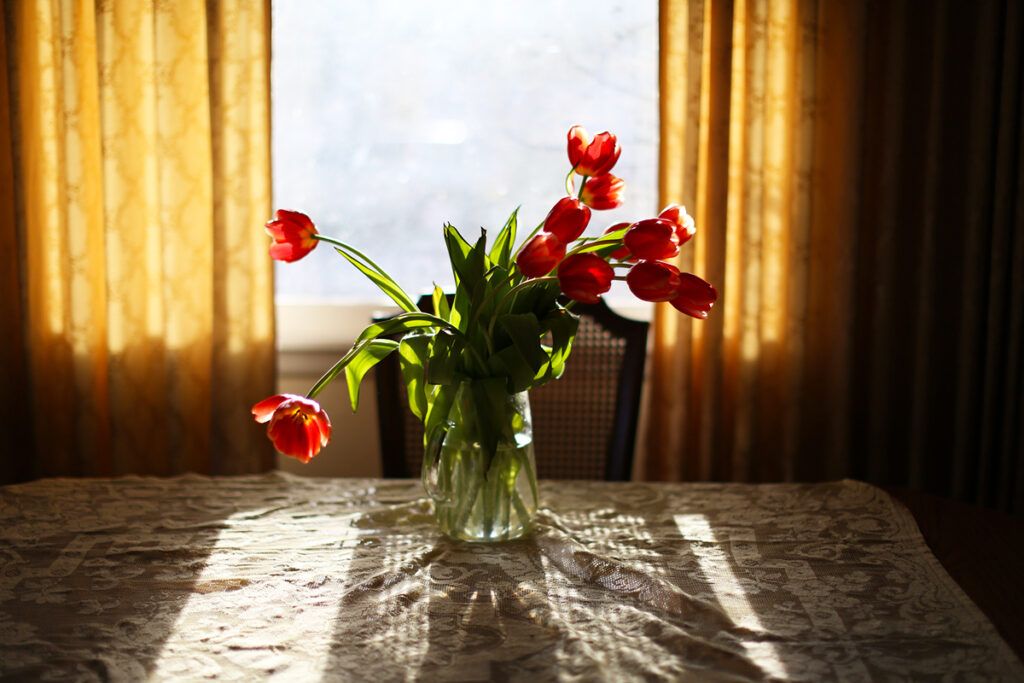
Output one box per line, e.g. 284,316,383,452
516,233,566,278
543,197,592,243
670,273,718,319
626,261,683,302
251,393,297,423
623,218,679,260
557,253,614,304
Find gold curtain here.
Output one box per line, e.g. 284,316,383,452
0,0,275,480
649,0,1024,513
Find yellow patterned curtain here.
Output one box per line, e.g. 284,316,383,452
649,0,1024,513
0,0,275,480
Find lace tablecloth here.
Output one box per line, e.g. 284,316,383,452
1,474,1020,681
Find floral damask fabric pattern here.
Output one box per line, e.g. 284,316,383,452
0,475,1020,681
2,0,274,478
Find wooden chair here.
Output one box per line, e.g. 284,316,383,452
374,295,649,481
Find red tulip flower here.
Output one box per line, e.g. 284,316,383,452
623,218,680,260
603,222,634,261
543,197,591,243
516,232,566,278
670,273,718,319
266,209,319,262
658,204,697,246
252,393,332,463
557,253,614,304
567,126,622,177
626,261,683,302
580,173,625,210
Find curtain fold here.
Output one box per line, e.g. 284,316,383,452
1,0,274,480
649,0,1024,513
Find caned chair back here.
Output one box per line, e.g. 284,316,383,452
375,296,648,481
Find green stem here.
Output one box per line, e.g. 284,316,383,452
576,175,589,200
511,490,531,531
312,234,391,277
305,341,367,399
454,469,484,534
483,465,495,539
564,237,619,259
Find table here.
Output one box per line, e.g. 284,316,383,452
886,487,1024,661
1,474,1020,681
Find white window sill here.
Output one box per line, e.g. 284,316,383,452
276,298,652,372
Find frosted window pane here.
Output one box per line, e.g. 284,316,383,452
272,1,659,303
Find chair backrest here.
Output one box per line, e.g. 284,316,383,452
375,295,649,481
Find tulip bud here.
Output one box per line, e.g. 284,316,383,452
557,253,614,304
516,232,566,278
580,173,625,210
623,218,680,260
670,273,718,319
543,197,591,243
603,222,634,261
252,393,332,463
658,204,697,245
265,209,319,262
567,126,622,177
626,261,683,302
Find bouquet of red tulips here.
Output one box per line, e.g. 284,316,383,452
252,125,717,465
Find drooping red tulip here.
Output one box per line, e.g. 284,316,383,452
623,218,680,260
543,197,591,243
626,261,683,302
557,253,614,304
669,273,718,319
265,209,319,262
603,222,634,261
567,126,622,177
658,204,697,246
252,393,332,463
580,173,625,210
516,232,566,278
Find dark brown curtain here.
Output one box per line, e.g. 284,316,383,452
847,0,1024,511
649,0,1024,513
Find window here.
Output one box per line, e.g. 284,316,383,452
272,0,658,319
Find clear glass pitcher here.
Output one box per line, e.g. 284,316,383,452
421,382,539,542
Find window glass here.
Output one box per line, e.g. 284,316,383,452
272,0,659,303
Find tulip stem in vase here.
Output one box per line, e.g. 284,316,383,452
252,125,718,540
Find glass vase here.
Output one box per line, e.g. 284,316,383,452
421,382,539,542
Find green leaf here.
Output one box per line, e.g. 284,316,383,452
507,277,560,319
423,382,458,449
443,224,474,284
488,207,518,267
356,312,460,344
497,313,548,372
398,333,432,420
487,345,539,393
333,248,417,312
573,230,628,260
466,232,489,301
426,329,461,386
469,378,513,461
432,284,450,320
448,285,470,331
343,339,399,411
541,308,580,381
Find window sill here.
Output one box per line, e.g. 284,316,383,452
276,299,652,370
